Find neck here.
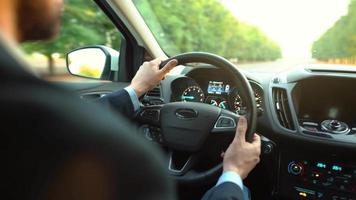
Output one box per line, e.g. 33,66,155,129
0,1,20,45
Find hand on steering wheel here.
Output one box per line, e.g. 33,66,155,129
222,117,261,179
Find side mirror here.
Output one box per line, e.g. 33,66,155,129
66,45,119,80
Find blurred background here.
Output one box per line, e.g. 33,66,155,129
22,0,356,79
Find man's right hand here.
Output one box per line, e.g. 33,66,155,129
222,117,261,179
130,58,178,97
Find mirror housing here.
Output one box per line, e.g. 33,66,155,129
66,45,119,80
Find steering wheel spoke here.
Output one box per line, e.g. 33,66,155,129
137,105,162,126
212,109,240,134
167,151,199,176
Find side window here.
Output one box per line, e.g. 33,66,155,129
21,0,122,81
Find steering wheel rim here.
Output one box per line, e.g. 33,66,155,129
140,52,257,184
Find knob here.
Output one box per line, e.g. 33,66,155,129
330,120,341,130
263,143,273,154
290,163,303,175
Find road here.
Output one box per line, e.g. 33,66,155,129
235,58,317,76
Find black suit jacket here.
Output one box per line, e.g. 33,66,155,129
202,182,244,200
99,89,136,119
1,41,176,200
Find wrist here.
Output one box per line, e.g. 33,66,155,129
223,166,244,179
130,84,146,97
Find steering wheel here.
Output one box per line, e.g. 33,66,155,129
137,52,257,184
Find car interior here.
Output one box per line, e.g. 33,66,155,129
20,0,356,199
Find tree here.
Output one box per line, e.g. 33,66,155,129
312,0,356,62
134,0,281,61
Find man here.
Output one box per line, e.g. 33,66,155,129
1,0,261,200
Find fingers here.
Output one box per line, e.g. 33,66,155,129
160,59,178,74
252,133,261,144
235,117,247,142
150,58,161,66
252,134,261,156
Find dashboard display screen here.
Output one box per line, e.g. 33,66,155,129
207,81,230,94
295,78,356,123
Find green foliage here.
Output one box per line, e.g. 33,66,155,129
312,0,356,60
22,0,282,64
21,0,121,58
134,0,281,61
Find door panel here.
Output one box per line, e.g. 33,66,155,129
53,80,130,100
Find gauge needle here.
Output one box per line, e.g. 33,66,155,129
181,95,195,100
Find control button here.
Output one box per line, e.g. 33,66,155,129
144,126,164,143
321,119,350,134
303,130,333,138
291,163,303,175
263,143,273,154
339,185,346,191
331,120,341,129
327,177,334,182
215,116,236,128
141,109,159,121
302,121,319,127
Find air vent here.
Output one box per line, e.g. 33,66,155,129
146,86,161,97
272,88,295,130
143,86,164,106
307,69,356,74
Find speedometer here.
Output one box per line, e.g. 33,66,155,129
181,86,205,102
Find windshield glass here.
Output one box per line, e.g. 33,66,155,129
133,0,355,73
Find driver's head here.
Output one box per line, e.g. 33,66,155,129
0,0,63,43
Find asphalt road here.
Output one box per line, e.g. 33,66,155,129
236,58,317,76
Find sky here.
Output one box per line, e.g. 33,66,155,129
221,0,350,59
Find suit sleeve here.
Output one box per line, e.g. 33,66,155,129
201,182,244,200
97,89,136,119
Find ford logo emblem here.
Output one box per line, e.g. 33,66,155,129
175,108,198,119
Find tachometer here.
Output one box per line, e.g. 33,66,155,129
181,86,205,102
233,94,247,115
255,91,262,108
232,89,263,115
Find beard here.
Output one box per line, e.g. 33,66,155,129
17,0,63,42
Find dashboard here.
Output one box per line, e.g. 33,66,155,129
145,64,356,199
170,68,263,115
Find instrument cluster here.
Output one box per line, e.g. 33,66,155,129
171,77,263,115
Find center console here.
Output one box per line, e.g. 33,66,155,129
292,77,356,143
278,151,356,200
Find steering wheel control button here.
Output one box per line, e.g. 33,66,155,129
321,120,350,134
214,116,236,129
140,109,160,122
147,126,163,143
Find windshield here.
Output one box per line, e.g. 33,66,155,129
133,0,355,73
